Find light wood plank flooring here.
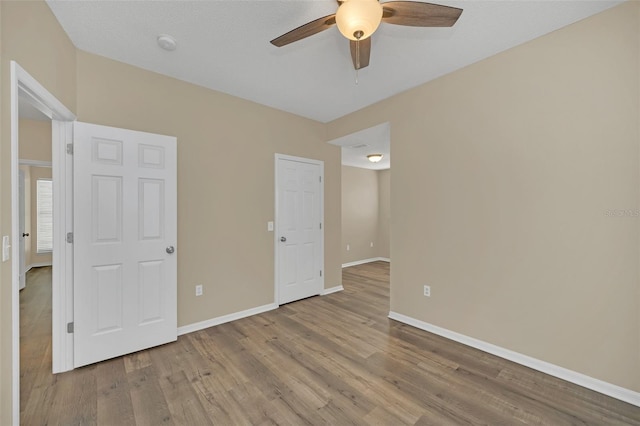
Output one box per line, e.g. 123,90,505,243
20,262,640,425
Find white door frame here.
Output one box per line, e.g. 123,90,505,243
10,61,76,424
273,154,324,305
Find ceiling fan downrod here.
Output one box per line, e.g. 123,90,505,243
354,30,364,84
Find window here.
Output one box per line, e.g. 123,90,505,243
36,179,53,253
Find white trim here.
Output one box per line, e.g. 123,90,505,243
342,257,390,268
274,154,325,306
388,311,640,407
24,262,54,274
18,159,52,168
321,285,344,295
11,61,76,426
177,303,278,336
51,120,74,373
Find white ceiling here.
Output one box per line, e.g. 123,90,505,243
46,0,621,125
329,122,390,170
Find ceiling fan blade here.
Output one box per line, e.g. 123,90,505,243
350,37,371,70
382,1,462,27
270,14,337,47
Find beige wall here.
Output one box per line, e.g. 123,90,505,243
1,2,77,423
328,2,640,392
75,50,342,327
342,166,379,263
341,165,390,264
377,169,390,259
19,119,52,163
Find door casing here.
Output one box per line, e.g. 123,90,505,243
10,61,76,424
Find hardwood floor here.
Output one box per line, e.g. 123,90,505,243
20,262,640,425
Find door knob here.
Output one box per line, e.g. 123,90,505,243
280,237,286,242
22,233,29,237
166,246,175,254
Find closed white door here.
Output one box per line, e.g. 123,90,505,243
276,156,323,304
73,122,177,368
19,170,26,290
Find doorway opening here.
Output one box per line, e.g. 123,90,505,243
328,122,391,269
11,61,76,422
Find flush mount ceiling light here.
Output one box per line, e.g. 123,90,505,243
157,34,177,51
367,154,383,163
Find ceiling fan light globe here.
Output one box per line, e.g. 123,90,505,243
336,0,383,41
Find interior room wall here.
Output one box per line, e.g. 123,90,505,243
19,119,52,163
1,2,77,423
342,165,379,264
327,2,640,393
75,50,342,328
341,165,391,264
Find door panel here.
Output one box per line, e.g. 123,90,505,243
277,157,323,304
19,170,26,290
73,122,177,368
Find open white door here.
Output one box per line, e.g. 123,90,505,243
18,170,27,290
276,155,323,305
73,122,177,368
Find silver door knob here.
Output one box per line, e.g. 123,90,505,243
280,237,286,242
166,246,175,254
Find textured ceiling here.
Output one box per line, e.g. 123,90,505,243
329,122,391,170
46,1,621,124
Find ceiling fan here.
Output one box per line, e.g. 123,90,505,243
270,0,463,70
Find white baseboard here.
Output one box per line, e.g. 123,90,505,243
321,285,344,295
342,257,390,268
178,303,278,336
388,311,640,407
25,261,53,274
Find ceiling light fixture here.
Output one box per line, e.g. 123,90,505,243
157,34,177,51
335,0,383,41
367,154,383,163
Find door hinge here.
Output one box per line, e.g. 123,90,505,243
319,176,322,183
66,232,73,243
320,270,323,277
66,143,73,155
67,322,74,333
319,223,322,230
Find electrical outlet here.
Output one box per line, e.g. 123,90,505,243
195,284,203,296
346,244,350,251
370,242,374,247
423,285,431,297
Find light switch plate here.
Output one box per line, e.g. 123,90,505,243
267,221,274,232
2,236,10,262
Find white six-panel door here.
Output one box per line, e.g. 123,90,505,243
19,170,26,291
73,122,177,368
276,156,323,305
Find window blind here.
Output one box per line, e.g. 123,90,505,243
36,179,53,253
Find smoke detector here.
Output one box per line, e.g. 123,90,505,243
157,34,177,51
